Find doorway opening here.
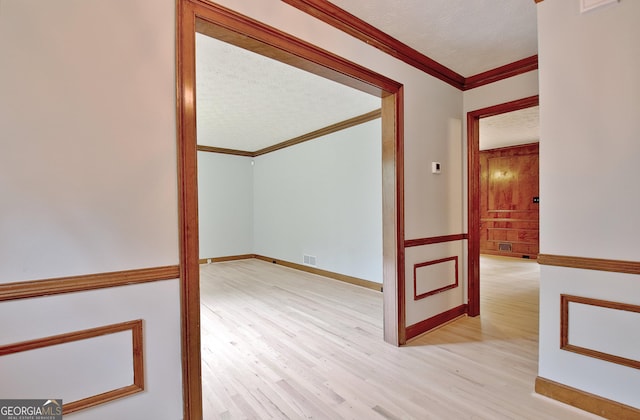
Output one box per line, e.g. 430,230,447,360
177,1,404,417
467,95,539,316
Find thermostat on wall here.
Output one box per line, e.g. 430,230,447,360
432,162,441,174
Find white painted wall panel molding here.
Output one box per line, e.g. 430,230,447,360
0,320,144,415
561,295,640,370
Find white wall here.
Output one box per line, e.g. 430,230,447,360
197,152,253,258
0,0,182,418
253,120,383,282
537,0,640,408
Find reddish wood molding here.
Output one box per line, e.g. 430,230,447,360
0,266,180,302
0,320,144,414
178,1,405,417
464,55,538,90
405,304,467,340
413,256,459,301
538,254,640,275
404,233,467,248
560,294,640,370
282,0,538,90
281,0,465,89
467,95,539,317
535,377,640,419
196,145,253,156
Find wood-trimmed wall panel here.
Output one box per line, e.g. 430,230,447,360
535,376,640,419
464,55,538,90
0,266,180,302
560,294,640,370
538,254,640,275
0,320,144,415
413,256,459,301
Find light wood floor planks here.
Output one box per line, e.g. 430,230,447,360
200,256,601,419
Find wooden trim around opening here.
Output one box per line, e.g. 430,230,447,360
197,109,381,157
254,255,383,292
179,2,404,416
467,95,539,317
405,304,467,341
560,294,640,370
404,233,467,248
0,320,144,415
413,256,459,300
0,266,180,302
535,376,640,419
538,254,640,275
196,145,253,156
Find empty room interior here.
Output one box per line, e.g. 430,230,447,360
1,1,639,419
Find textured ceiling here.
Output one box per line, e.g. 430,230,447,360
196,33,380,151
329,0,538,77
480,106,539,150
196,1,539,152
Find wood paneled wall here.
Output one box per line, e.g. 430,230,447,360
479,143,539,258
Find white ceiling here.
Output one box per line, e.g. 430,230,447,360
196,1,539,151
196,33,380,151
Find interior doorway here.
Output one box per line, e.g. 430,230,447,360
467,95,539,316
176,1,404,417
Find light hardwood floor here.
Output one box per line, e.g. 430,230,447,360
200,256,601,419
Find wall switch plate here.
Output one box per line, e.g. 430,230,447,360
432,162,441,174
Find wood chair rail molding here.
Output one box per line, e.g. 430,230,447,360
0,265,180,302
538,254,640,275
560,294,640,370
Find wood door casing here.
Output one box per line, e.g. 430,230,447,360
480,143,539,259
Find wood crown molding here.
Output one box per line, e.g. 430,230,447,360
535,377,640,419
0,265,180,302
282,0,538,90
197,109,381,157
463,55,538,90
538,254,640,275
281,0,465,89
